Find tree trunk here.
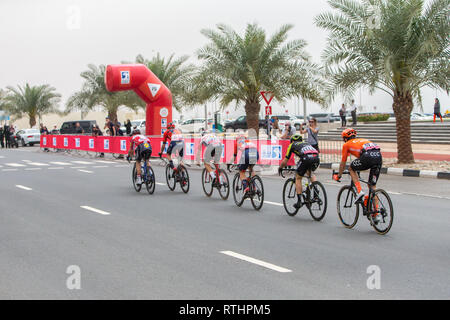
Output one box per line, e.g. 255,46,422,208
29,115,36,128
392,93,414,164
108,109,118,123
245,101,260,138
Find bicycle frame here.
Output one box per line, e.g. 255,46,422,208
340,171,376,216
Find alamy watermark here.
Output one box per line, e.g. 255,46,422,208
66,265,81,290
366,265,381,290
66,5,81,30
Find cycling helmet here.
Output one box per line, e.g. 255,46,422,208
285,121,291,126
167,122,175,129
132,129,141,135
290,134,303,143
342,128,357,139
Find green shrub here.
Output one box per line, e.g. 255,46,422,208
357,114,390,122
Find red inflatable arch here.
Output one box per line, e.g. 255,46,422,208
105,64,172,136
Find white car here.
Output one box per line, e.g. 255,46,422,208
16,129,40,146
179,118,213,133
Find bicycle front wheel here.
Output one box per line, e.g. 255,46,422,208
132,163,142,192
179,166,190,194
232,173,245,207
165,165,176,191
369,189,394,235
337,186,359,228
201,168,213,197
250,175,264,211
307,181,327,221
282,178,299,217
218,169,230,200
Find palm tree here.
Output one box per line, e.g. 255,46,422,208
190,23,325,136
66,64,144,122
130,53,196,111
315,0,449,163
2,84,61,128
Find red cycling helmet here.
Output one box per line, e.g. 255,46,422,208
342,128,357,139
167,122,175,129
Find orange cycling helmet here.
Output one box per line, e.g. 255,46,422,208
342,128,357,139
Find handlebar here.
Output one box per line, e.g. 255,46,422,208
280,168,296,179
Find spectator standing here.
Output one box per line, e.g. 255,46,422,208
104,117,116,136
339,104,347,127
350,99,358,126
434,98,443,123
75,122,84,134
300,117,320,152
272,116,280,137
265,115,272,138
9,125,18,148
125,119,132,136
92,125,105,158
4,124,10,148
0,127,4,148
115,122,124,136
40,124,50,152
280,121,296,140
51,125,60,135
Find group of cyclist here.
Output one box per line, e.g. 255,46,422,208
126,122,383,222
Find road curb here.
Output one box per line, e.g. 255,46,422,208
319,163,450,180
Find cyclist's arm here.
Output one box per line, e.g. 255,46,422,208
128,140,135,158
280,143,293,169
338,144,349,177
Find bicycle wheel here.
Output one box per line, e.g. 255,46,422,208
145,165,156,195
337,186,359,228
232,173,245,207
282,178,300,217
165,165,176,191
250,175,264,211
307,181,328,221
218,169,230,200
179,165,190,194
201,168,214,197
132,163,142,192
369,189,394,235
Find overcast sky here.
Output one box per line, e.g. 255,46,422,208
0,0,447,119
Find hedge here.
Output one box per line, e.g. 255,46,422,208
357,114,390,122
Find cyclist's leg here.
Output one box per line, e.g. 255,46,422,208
167,142,175,168
204,145,214,174
349,160,363,193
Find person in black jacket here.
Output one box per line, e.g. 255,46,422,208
92,125,105,157
0,127,4,148
125,119,132,136
4,124,10,148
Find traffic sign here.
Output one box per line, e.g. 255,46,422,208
260,91,274,106
265,106,272,116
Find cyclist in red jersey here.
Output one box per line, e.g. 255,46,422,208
159,122,184,169
227,134,259,193
127,129,152,185
333,128,383,215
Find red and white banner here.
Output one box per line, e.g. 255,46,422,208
40,135,295,166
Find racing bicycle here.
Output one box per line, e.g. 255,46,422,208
128,156,156,195
160,157,190,194
280,168,327,221
228,164,264,211
333,170,394,235
201,163,230,200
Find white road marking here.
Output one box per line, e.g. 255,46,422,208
80,206,110,215
265,201,283,207
48,167,64,170
78,169,93,174
93,166,108,168
70,166,86,169
156,182,166,186
114,165,128,168
5,163,26,167
71,161,93,165
25,168,42,171
16,185,32,191
96,160,115,164
220,251,292,273
50,161,71,165
0,156,5,158
28,162,49,166
2,169,18,172
387,191,402,195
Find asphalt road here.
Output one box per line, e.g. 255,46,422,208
0,147,449,299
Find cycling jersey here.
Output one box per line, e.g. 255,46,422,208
201,134,222,163
163,129,183,144
233,138,257,156
285,142,319,160
131,135,151,151
201,134,221,147
341,138,380,162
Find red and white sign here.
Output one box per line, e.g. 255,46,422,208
265,106,272,116
260,91,274,106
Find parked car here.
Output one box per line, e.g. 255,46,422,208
60,120,97,134
179,118,214,133
224,115,267,131
16,129,41,146
308,113,335,123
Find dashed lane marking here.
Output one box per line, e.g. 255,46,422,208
96,160,116,164
71,161,94,165
48,167,64,170
78,169,93,174
16,185,32,191
5,163,25,167
2,169,18,172
49,162,71,166
220,251,292,273
265,201,283,207
25,168,42,171
80,206,110,215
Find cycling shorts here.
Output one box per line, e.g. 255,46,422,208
167,141,184,158
238,148,259,171
296,155,320,177
136,143,152,162
350,150,382,186
204,144,223,164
